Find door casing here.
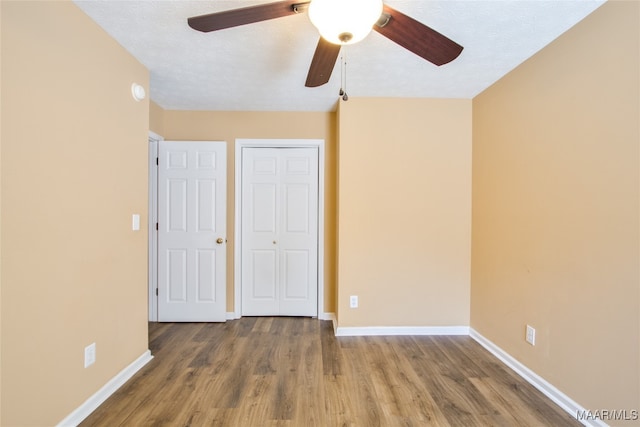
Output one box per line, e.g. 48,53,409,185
234,139,326,319
148,131,163,321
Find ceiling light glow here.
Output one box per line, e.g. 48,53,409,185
308,0,383,45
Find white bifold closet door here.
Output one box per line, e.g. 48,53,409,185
241,147,318,317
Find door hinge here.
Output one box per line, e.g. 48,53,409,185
156,288,158,296
156,157,159,166
156,222,158,231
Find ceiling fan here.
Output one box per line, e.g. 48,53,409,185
188,0,463,88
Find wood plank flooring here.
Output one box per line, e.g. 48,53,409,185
80,317,581,426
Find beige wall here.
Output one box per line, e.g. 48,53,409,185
471,0,639,421
336,98,472,327
149,101,165,136
1,2,150,425
157,110,337,313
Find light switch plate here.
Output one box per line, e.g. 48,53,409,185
132,214,140,231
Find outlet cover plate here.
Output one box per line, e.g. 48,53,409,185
526,325,536,346
84,343,96,368
349,295,358,308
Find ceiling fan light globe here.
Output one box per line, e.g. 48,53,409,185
308,0,383,45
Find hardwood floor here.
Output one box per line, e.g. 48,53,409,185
80,317,581,426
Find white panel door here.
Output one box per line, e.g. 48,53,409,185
242,147,318,316
158,141,226,322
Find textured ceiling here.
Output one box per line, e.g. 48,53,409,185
73,0,605,112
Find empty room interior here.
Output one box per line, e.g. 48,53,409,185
1,0,639,426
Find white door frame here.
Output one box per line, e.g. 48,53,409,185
148,131,164,321
234,139,325,319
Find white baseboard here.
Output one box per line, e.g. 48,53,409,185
57,350,153,427
469,329,607,427
318,312,336,321
335,325,470,337
226,311,240,320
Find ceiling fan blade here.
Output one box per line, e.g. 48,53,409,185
188,1,308,33
373,4,463,66
305,37,341,87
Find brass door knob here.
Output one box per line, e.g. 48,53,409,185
216,238,224,244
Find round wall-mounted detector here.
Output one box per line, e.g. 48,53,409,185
131,83,146,102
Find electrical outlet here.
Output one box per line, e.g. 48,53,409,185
84,343,96,368
526,325,536,346
349,295,358,308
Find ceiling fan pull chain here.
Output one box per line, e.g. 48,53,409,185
339,54,344,96
341,51,348,101
343,52,348,101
